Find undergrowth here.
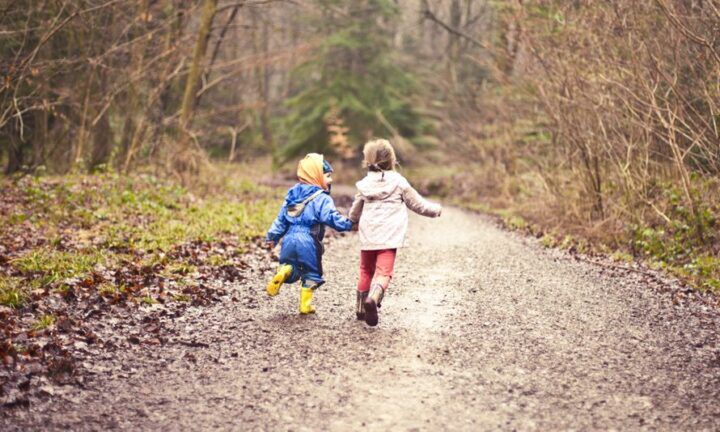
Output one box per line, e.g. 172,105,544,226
408,146,720,294
0,163,282,309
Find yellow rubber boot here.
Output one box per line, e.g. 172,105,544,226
267,264,293,297
299,287,316,314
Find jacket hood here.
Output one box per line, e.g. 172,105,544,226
285,183,323,206
356,170,403,200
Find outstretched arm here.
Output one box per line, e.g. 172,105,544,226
266,207,289,243
402,185,442,217
348,192,364,223
318,195,353,232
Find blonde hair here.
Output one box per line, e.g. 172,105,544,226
362,138,397,172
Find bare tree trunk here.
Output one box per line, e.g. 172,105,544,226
90,105,113,169
501,0,523,77
32,103,49,169
118,0,151,171
175,0,218,175
446,0,462,92
418,0,429,52
228,127,238,162
5,120,25,174
281,8,298,99
260,16,273,151
250,9,273,152
74,65,97,169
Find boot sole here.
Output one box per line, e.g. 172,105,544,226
364,300,378,326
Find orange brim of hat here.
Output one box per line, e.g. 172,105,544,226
297,153,327,190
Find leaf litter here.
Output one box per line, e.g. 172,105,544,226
0,173,284,409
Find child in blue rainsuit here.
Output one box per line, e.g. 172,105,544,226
265,153,353,314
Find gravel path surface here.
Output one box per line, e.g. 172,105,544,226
4,206,720,431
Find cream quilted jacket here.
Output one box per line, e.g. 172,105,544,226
349,171,442,250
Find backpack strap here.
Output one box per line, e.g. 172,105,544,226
287,189,324,217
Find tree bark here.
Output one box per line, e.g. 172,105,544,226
5,120,25,174
259,15,273,151
446,0,462,92
118,0,151,171
89,103,113,169
175,0,218,176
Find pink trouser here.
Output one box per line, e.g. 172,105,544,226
357,249,397,292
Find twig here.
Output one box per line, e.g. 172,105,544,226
421,8,487,49
217,0,297,13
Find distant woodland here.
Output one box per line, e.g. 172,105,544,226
2,1,719,288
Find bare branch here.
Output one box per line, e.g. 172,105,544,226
421,7,487,49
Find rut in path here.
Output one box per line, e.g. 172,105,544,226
5,207,720,431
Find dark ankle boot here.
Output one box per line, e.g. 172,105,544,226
364,283,385,327
356,291,368,320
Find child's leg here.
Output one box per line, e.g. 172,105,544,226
364,249,397,326
371,249,397,291
266,263,295,296
298,257,324,314
357,250,378,293
356,250,378,319
299,279,322,314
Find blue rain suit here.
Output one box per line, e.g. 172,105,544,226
266,183,353,286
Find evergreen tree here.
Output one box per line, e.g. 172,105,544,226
279,0,429,161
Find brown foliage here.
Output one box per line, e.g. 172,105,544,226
0,0,307,175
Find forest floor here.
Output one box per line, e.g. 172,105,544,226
2,183,719,430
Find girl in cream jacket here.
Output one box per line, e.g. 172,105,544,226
349,139,441,326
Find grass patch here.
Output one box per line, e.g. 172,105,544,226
207,254,231,267
2,163,282,295
505,215,529,231
610,251,634,263
130,199,277,251
163,262,196,276
0,277,26,308
539,234,556,248
139,296,157,305
12,248,105,286
172,294,191,302
31,314,55,331
97,282,119,297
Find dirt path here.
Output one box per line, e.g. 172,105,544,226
4,206,720,431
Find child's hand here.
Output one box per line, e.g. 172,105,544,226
266,240,276,248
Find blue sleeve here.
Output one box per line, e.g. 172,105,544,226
317,195,353,232
266,205,289,242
